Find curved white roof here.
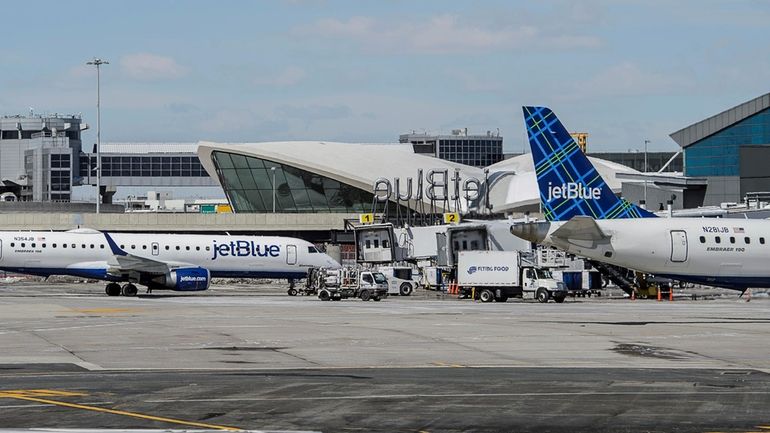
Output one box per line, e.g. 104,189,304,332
197,141,641,214
198,141,483,210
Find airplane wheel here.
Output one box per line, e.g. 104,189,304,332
121,283,138,297
287,288,298,296
105,283,121,296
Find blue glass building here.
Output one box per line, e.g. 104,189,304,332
670,93,770,205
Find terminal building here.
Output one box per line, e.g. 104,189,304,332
400,129,504,168
671,92,770,205
0,113,86,202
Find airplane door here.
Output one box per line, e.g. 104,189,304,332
287,245,297,265
151,242,159,256
670,230,688,262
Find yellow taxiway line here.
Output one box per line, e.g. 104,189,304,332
0,389,242,431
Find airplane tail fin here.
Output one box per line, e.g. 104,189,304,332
522,106,656,221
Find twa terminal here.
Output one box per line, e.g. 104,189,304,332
196,140,639,217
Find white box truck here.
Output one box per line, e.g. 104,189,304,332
456,251,568,303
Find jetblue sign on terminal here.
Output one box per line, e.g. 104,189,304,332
546,182,601,202
212,240,281,260
372,169,486,203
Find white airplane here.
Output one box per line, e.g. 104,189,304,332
0,229,340,296
510,106,770,292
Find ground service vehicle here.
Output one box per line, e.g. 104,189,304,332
307,268,389,301
377,266,418,296
457,251,568,303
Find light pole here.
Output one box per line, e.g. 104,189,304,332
271,167,276,213
644,139,650,206
86,57,108,214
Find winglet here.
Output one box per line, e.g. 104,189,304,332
522,106,656,221
103,232,128,256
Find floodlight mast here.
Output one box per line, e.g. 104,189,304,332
86,58,108,214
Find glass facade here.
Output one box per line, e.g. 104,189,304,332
79,155,209,178
685,108,770,177
212,151,409,213
437,138,503,167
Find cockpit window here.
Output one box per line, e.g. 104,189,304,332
308,246,319,253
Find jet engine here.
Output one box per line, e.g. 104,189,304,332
150,266,211,291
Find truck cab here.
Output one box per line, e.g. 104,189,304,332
522,267,567,303
377,266,418,296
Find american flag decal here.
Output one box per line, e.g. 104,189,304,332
733,227,745,233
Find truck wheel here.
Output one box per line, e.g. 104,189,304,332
318,290,330,301
359,289,371,301
399,282,413,296
479,289,494,303
554,295,566,303
536,288,550,303
287,288,298,296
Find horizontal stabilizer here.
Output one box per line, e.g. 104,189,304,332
551,216,608,241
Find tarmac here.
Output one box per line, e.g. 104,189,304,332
0,281,769,432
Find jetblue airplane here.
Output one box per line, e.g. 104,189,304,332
510,106,770,292
0,229,340,296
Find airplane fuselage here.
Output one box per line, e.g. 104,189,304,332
0,230,337,283
525,218,770,290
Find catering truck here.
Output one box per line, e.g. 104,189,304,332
457,251,568,303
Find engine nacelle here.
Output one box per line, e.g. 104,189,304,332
157,266,211,291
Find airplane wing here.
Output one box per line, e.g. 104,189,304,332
550,216,609,242
103,232,192,276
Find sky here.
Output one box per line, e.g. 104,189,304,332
1,0,769,153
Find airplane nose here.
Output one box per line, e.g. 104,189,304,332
510,222,550,243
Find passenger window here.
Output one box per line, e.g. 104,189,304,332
31,243,36,248
71,244,76,248
165,246,170,250
729,237,735,244
20,243,24,248
699,236,705,243
42,243,46,248
81,244,86,249
131,245,136,249
362,274,373,283
120,244,125,249
308,246,317,253
176,246,180,250
62,243,67,248
100,244,104,249
745,237,751,244
186,246,190,251
90,244,95,249
206,246,211,251
196,246,200,251
761,237,766,245
52,243,57,248
142,245,147,250
9,242,14,247
715,237,721,244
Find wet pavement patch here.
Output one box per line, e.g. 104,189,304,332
612,343,689,360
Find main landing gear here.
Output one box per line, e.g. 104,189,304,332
105,282,138,297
